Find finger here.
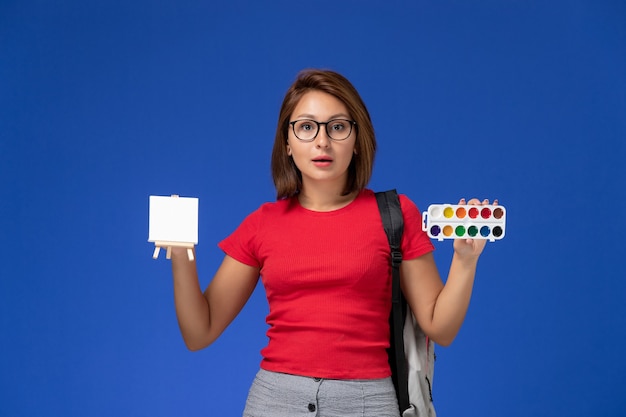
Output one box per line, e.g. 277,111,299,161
466,198,481,205
493,199,499,206
459,198,466,205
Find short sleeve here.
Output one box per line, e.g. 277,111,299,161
399,194,435,260
218,208,262,268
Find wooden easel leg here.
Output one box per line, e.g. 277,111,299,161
187,248,194,261
153,246,161,259
166,246,172,259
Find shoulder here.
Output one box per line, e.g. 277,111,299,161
371,190,427,231
220,198,295,247
369,189,424,215
248,197,293,214
240,197,298,227
398,193,422,214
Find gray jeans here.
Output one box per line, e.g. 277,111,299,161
243,368,400,417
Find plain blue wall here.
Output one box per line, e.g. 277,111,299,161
1,1,625,416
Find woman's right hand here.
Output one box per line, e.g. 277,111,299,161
171,252,259,351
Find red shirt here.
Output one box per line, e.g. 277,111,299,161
218,189,434,379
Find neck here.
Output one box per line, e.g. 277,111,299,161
298,184,359,212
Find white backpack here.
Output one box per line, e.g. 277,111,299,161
402,310,436,417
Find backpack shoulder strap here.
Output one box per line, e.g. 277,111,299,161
375,190,410,413
375,190,404,260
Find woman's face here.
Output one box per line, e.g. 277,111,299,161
287,90,356,191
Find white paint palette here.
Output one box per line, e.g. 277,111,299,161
422,204,506,241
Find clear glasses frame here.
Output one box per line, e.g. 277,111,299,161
289,119,357,142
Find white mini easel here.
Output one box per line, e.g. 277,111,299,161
152,241,195,261
149,194,199,261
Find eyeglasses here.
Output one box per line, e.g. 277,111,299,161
289,119,356,142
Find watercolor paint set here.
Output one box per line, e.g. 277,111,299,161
422,204,506,241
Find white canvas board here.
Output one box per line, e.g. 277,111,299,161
148,196,199,244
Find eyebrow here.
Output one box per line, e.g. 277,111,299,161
293,113,351,120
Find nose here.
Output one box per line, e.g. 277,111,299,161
315,125,331,148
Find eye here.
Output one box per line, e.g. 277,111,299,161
329,120,347,131
296,121,315,131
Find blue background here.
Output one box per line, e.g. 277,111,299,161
1,1,625,416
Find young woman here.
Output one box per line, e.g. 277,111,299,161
168,69,493,416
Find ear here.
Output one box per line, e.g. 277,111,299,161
286,144,292,156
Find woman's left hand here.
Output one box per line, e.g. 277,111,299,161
452,198,498,260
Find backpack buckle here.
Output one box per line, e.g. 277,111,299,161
391,250,402,266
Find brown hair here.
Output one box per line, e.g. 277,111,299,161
271,69,377,199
